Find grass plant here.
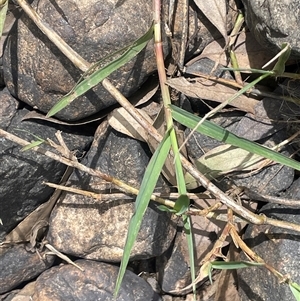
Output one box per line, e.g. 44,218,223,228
2,1,300,300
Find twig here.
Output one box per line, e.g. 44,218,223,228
44,181,213,201
229,225,288,283
242,187,300,208
0,128,173,208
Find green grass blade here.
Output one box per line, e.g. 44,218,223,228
0,0,8,38
171,105,300,172
47,25,154,118
290,282,300,301
169,127,190,213
183,215,196,296
14,129,46,151
272,43,291,76
21,139,45,151
222,68,273,74
114,130,172,298
208,261,264,284
169,128,195,296
210,261,264,270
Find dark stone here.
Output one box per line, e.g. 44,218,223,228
0,244,55,294
46,122,177,261
238,201,300,301
284,177,300,199
0,282,35,301
0,100,93,240
185,57,233,80
232,101,283,141
157,230,190,294
242,0,300,58
3,0,158,121
0,88,19,129
32,259,162,301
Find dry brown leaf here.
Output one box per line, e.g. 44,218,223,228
185,144,266,189
193,0,228,44
108,107,153,142
167,77,258,114
199,32,275,69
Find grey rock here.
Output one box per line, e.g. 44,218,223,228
232,101,283,141
3,0,157,121
0,88,19,130
242,0,300,58
0,282,35,301
184,57,233,80
0,244,55,294
0,101,93,240
32,259,162,301
2,0,238,122
284,177,300,199
47,122,177,261
157,229,191,294
238,200,300,301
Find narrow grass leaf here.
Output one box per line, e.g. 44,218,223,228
114,131,171,297
183,214,196,294
208,261,264,284
14,130,46,151
47,25,154,118
290,282,300,301
169,128,195,296
222,68,273,74
21,139,45,151
210,261,264,270
157,205,177,213
171,105,300,172
0,0,8,38
272,43,291,76
168,126,190,210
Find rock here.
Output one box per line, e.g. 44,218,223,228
242,0,300,58
284,177,300,199
238,198,300,301
0,88,19,129
46,121,177,261
0,282,35,301
0,244,55,294
2,0,238,122
32,259,162,301
232,101,283,141
3,0,157,121
0,90,93,240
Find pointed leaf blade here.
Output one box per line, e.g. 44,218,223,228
171,105,300,172
47,25,154,118
114,131,172,297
